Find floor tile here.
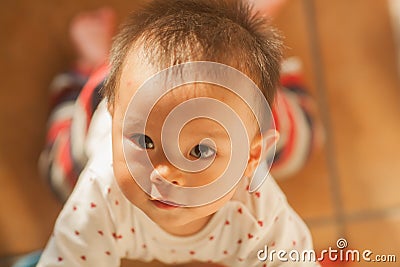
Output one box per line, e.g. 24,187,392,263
313,0,400,214
309,222,340,252
344,209,400,266
278,148,335,220
274,0,320,93
0,164,61,256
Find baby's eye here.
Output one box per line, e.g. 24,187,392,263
189,144,216,159
130,134,154,149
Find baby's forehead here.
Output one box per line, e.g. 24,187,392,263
118,53,260,134
159,83,239,102
120,45,256,103
149,83,253,116
147,84,258,134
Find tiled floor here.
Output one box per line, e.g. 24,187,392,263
274,0,400,266
0,0,399,266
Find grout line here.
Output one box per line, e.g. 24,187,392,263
305,216,337,228
345,205,400,222
302,0,346,237
305,205,400,228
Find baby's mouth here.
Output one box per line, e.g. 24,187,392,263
150,198,184,209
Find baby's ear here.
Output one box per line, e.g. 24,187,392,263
244,130,280,182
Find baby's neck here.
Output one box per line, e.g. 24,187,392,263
161,214,213,236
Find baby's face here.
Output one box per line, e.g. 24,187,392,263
110,50,261,235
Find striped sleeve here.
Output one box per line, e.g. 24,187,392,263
270,70,314,178
39,64,109,201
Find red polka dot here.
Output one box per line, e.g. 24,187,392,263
247,233,254,239
105,251,111,256
270,241,276,247
225,220,230,225
112,233,123,239
237,207,242,214
74,230,80,236
90,202,97,208
98,230,104,236
131,228,135,234
246,185,250,191
255,192,261,198
81,255,86,261
258,220,264,227
142,244,147,249
223,250,228,255
237,239,242,244
58,257,63,262
72,206,77,211
189,251,195,255
263,264,267,267
115,200,119,206
292,240,297,246
107,188,111,194
209,236,214,240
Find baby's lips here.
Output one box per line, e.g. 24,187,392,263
149,181,175,201
156,199,184,207
149,182,186,207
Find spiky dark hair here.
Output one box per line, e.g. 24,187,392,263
103,0,283,106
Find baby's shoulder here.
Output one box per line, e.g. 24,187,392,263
230,175,289,223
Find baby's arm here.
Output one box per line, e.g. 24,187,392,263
37,170,122,267
258,207,319,266
242,206,320,266
235,178,320,267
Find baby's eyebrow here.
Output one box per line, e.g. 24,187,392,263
123,116,145,130
208,129,226,137
196,128,226,139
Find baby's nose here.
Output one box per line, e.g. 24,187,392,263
150,170,163,184
150,165,181,186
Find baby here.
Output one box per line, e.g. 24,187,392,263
37,0,319,266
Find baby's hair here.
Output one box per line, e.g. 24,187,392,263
103,0,283,106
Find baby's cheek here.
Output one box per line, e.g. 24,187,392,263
113,160,145,204
205,154,231,181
